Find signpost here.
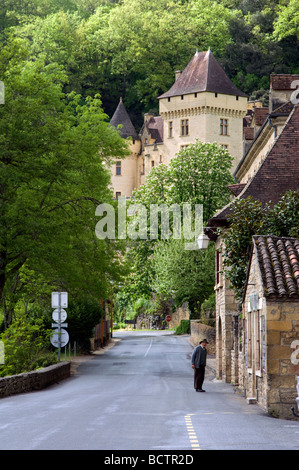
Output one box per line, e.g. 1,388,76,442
166,315,171,322
50,292,69,361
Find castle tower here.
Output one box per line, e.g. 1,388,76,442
109,98,141,198
158,49,248,170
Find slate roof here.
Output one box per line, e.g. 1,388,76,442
207,104,299,236
140,115,163,143
253,235,299,299
158,50,247,99
110,98,139,140
254,107,269,126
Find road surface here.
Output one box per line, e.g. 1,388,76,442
0,330,299,452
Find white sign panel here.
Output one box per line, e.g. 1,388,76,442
52,308,67,323
51,292,68,308
50,328,69,348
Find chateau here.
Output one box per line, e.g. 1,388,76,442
109,49,248,198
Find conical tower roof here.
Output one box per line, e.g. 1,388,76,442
110,98,139,140
158,49,247,99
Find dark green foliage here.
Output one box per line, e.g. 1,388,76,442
221,191,299,301
175,320,190,335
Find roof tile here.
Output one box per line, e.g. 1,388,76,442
158,50,247,99
254,236,299,299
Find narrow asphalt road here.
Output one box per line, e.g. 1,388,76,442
0,331,299,452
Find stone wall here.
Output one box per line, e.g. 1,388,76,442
169,302,190,329
266,300,299,419
0,362,70,399
190,320,216,355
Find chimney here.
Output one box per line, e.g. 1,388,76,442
144,112,155,123
175,70,182,81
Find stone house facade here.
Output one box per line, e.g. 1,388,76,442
241,236,299,419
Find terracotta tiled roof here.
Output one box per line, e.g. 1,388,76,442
110,98,139,140
254,235,299,299
244,127,254,140
270,74,299,91
254,107,269,126
272,101,294,116
227,184,246,196
158,50,247,99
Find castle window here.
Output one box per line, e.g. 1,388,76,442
115,192,121,199
215,93,218,98
236,96,239,101
168,121,173,138
181,119,189,136
116,161,121,175
220,118,228,136
194,93,197,98
181,95,184,100
168,97,171,102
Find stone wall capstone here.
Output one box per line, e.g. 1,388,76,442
0,362,70,399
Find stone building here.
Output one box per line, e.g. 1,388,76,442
242,235,299,419
109,49,248,199
206,76,299,416
109,97,141,198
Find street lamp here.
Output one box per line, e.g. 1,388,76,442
197,227,216,249
197,232,210,250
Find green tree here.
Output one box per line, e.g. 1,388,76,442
0,38,129,327
150,239,215,316
168,141,234,221
273,0,299,40
125,141,234,313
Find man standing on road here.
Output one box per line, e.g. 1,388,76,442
191,339,208,392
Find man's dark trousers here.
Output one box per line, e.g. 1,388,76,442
194,365,205,390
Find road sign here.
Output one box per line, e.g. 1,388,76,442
52,308,67,323
51,292,68,308
50,328,69,348
166,315,171,322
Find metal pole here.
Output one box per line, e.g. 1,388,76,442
110,286,113,338
100,299,104,346
58,293,61,362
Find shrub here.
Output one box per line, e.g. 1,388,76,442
175,319,190,335
0,316,56,377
